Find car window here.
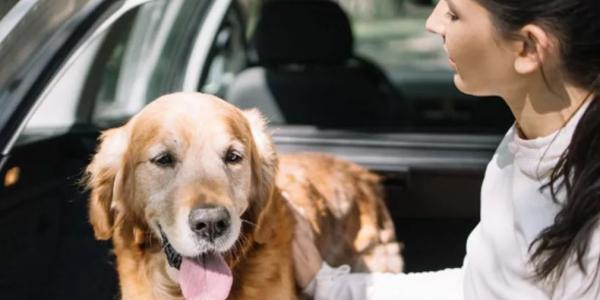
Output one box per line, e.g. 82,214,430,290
90,0,210,124
17,0,212,144
200,2,248,96
345,0,512,133
344,0,446,75
231,0,512,134
0,1,18,20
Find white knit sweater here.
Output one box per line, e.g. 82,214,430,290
306,101,600,299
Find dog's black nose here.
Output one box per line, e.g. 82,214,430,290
189,206,230,241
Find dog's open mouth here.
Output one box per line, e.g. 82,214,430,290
159,226,233,300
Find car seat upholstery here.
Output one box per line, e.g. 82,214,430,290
226,0,405,128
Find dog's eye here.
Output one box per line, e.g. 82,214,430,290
151,152,175,167
224,149,243,164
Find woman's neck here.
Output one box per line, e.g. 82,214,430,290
503,81,592,139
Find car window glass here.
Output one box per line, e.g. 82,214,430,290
0,1,19,21
91,0,185,123
89,0,211,124
17,0,211,145
341,0,512,133
200,4,247,97
233,0,512,133
344,0,446,75
20,25,107,139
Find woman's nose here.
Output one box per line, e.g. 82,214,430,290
425,0,447,36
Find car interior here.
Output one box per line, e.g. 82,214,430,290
0,0,515,299
227,0,406,128
225,0,512,273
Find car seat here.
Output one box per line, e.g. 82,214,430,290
226,0,405,128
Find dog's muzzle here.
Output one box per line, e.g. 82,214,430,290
156,224,234,300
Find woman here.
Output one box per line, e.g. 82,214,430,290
292,0,600,299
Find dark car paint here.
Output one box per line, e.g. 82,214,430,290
0,129,118,299
0,1,121,298
0,0,114,165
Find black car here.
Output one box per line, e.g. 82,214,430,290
0,0,512,299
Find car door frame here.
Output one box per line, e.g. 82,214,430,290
0,0,113,169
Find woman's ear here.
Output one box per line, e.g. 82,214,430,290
84,127,129,240
513,24,553,74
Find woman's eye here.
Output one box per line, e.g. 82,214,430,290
445,11,458,21
224,149,243,164
151,152,175,167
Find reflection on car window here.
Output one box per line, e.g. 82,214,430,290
339,0,512,133
0,1,18,21
232,0,512,133
18,0,211,144
91,0,211,123
91,0,183,122
200,2,247,96
343,0,447,74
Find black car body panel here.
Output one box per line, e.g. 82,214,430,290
0,0,113,165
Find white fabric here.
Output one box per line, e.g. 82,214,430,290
308,100,600,299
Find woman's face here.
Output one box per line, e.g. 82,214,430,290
426,0,519,96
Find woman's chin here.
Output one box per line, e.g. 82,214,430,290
453,74,489,97
453,74,470,94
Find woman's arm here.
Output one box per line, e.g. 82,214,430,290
305,263,463,300
293,214,464,300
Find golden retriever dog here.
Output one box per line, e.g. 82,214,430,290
85,92,402,300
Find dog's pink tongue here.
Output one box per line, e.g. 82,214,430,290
177,253,232,300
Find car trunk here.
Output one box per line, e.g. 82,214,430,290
0,124,502,298
271,127,502,272
0,128,118,300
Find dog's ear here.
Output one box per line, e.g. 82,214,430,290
242,109,278,243
84,127,129,240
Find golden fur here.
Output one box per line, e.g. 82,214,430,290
85,92,402,300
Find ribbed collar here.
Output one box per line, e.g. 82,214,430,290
507,100,592,180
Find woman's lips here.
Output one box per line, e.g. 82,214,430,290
448,57,457,69
443,46,456,69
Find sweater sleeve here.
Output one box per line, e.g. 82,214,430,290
304,263,464,300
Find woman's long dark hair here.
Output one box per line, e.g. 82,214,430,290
474,0,600,285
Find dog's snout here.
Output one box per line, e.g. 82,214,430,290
189,206,231,241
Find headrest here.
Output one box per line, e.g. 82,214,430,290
253,0,354,65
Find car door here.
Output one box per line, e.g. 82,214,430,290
0,0,216,298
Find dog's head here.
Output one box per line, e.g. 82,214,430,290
85,93,277,259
